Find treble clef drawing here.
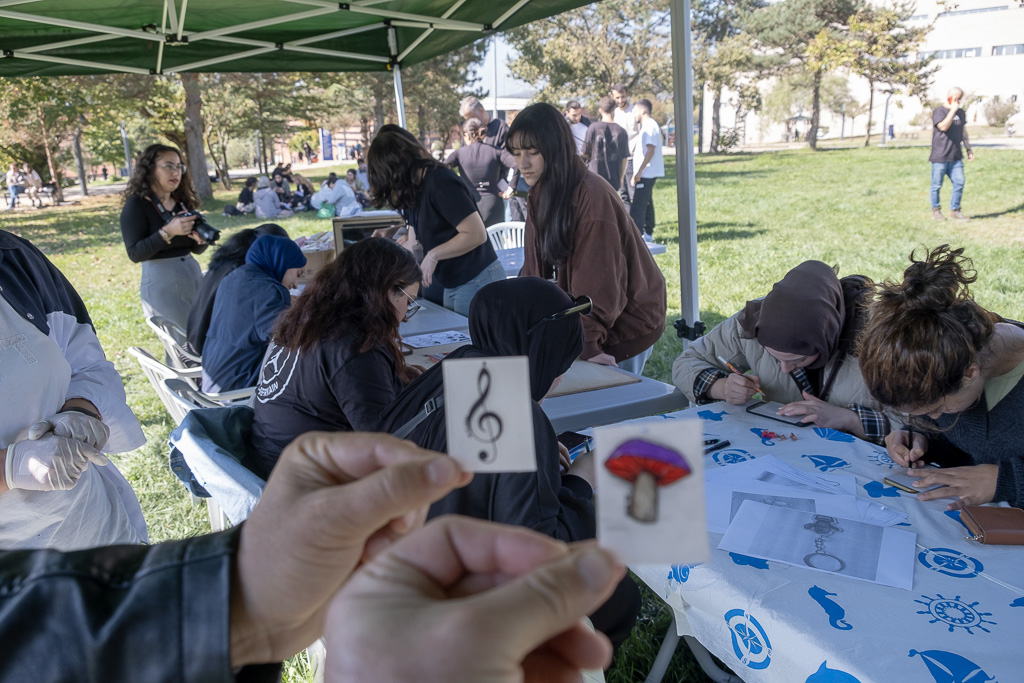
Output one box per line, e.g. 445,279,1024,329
465,362,503,463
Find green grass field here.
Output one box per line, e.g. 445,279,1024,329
2,147,1021,681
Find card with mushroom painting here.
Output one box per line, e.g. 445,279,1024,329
594,419,709,565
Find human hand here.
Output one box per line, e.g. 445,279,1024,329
710,374,759,405
557,442,572,473
778,392,860,436
28,410,110,450
967,150,975,162
500,187,514,199
885,429,929,468
630,173,639,187
164,213,198,237
910,464,999,510
399,364,425,384
230,432,471,667
326,516,624,683
420,252,437,288
585,353,618,367
4,433,108,491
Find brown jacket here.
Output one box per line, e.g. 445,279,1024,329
522,171,666,362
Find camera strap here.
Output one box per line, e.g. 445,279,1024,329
146,192,183,224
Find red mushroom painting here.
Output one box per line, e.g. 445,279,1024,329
605,439,692,523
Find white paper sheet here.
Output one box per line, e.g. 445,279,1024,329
718,501,916,590
705,480,862,534
403,330,471,348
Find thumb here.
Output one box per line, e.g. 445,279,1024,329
468,545,624,655
27,420,54,441
68,439,109,467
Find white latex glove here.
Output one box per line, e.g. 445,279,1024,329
5,433,109,491
28,411,110,450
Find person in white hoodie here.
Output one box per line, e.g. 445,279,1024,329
255,176,293,219
310,176,360,217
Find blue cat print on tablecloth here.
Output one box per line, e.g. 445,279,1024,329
724,609,772,670
804,661,862,683
729,553,769,569
802,454,851,472
813,427,856,443
698,409,726,421
808,586,853,630
863,480,901,498
908,649,995,682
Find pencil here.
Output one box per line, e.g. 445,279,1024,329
716,355,764,397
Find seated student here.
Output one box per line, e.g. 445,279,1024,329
254,176,293,219
271,171,292,201
201,235,305,393
381,277,640,648
310,175,359,217
858,245,1024,509
251,238,423,477
0,229,147,550
345,168,369,206
235,176,257,214
289,173,316,210
673,260,890,443
185,223,290,356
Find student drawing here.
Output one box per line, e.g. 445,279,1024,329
464,362,502,463
605,439,692,522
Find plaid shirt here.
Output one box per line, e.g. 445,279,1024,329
693,366,889,444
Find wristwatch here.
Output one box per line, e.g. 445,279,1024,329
158,227,172,243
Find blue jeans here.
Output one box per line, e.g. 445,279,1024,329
617,345,654,376
6,184,23,208
931,160,965,210
443,259,506,316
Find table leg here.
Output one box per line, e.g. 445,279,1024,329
683,636,743,683
643,612,680,683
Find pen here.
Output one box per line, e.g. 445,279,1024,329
704,439,731,454
716,355,764,396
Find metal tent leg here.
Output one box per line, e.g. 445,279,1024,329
643,612,681,683
683,635,743,683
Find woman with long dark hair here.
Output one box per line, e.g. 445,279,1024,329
251,238,423,477
120,144,207,329
367,124,504,315
185,223,289,356
858,245,1024,509
445,118,518,226
507,103,666,375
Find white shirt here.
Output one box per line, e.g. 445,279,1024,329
569,121,589,155
614,104,638,142
633,117,664,179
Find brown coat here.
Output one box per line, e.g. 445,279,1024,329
522,171,666,362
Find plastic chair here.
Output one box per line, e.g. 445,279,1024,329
163,378,254,423
146,316,202,369
486,221,526,251
127,346,203,421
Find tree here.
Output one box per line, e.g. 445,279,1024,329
181,73,213,200
749,0,862,149
983,98,1020,127
504,0,672,103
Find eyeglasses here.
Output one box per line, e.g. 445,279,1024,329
157,163,187,174
399,287,421,321
527,294,593,335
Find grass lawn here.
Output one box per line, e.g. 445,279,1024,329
2,147,1021,681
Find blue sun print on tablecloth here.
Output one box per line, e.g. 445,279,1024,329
915,594,995,634
730,553,770,569
698,409,726,421
725,609,772,670
805,661,862,683
802,454,851,472
863,480,901,498
868,449,899,469
712,449,755,466
908,649,995,683
813,427,856,443
918,547,984,578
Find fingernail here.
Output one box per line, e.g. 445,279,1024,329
576,547,619,591
427,457,457,485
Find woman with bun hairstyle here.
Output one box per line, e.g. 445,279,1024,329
859,245,1024,509
120,144,208,329
445,117,518,226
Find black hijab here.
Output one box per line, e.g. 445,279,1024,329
381,277,584,448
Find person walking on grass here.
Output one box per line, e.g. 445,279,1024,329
930,86,974,221
630,99,664,243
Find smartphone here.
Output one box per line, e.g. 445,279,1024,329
745,401,809,427
883,465,942,494
557,431,593,462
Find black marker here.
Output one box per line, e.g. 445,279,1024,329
704,439,731,454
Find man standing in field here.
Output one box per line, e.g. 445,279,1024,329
612,83,637,206
930,86,974,220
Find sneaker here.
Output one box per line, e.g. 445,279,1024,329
949,209,969,221
931,207,944,220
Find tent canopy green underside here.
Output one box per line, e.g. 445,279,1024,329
0,0,589,77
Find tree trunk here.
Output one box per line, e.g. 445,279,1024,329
73,122,88,197
181,72,213,201
206,133,231,191
808,68,822,150
710,85,723,154
696,87,704,154
218,130,232,190
373,96,386,132
37,106,64,203
863,81,876,148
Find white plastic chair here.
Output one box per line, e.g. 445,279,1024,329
146,316,202,369
163,378,254,423
127,347,202,420
486,221,526,251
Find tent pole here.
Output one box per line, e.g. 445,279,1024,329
393,65,407,128
669,0,702,348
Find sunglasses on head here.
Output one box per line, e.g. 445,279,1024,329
527,294,593,335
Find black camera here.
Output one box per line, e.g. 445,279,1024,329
180,210,220,244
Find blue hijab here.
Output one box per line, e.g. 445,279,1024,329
245,235,306,282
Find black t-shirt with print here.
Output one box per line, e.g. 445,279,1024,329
930,106,966,163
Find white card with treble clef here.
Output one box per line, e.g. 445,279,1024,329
442,356,536,472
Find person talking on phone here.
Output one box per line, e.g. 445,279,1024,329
930,86,974,221
120,144,208,330
672,261,890,443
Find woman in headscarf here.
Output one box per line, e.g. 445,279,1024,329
185,223,289,356
381,277,640,648
672,260,889,443
201,235,306,393
251,238,423,478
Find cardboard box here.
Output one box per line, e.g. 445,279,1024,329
297,247,335,284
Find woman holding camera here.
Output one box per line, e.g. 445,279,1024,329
120,144,209,330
